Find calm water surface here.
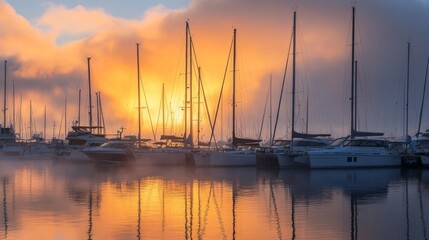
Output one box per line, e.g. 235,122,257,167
0,159,428,240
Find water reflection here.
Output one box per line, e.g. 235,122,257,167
0,159,427,239
2,177,8,239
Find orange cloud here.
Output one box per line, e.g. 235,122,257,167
1,0,428,140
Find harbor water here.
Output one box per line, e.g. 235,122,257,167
0,159,428,240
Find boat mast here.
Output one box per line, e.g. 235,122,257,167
12,79,15,131
96,92,100,134
78,89,81,126
44,105,46,140
350,6,356,139
305,85,309,134
30,100,32,137
417,57,429,136
232,28,237,146
354,60,358,131
98,92,105,135
270,74,273,145
136,43,142,147
184,21,189,145
406,42,410,140
198,67,201,148
64,94,67,139
19,95,22,137
3,60,7,129
87,57,93,133
291,11,297,148
189,28,194,148
162,83,165,136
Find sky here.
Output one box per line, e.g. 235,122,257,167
1,0,429,141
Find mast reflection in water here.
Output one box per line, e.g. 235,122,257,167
0,159,427,240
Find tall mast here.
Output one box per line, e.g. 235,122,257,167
3,60,7,128
87,57,93,133
197,67,201,148
136,43,142,147
189,29,194,148
350,6,356,138
406,42,410,139
232,28,237,144
291,11,297,147
184,21,189,144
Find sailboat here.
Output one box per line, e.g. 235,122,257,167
21,103,57,159
301,6,401,168
193,28,261,167
273,11,331,168
60,57,108,161
0,60,21,157
66,58,108,146
132,31,190,165
411,56,429,167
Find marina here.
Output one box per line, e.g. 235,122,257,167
1,0,429,239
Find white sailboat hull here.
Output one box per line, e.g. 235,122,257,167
302,151,401,168
194,151,256,167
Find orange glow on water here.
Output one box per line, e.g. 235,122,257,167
2,161,423,240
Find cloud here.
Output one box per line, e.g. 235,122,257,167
1,0,429,141
36,4,119,43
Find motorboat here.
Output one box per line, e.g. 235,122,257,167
83,140,135,163
299,137,401,168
